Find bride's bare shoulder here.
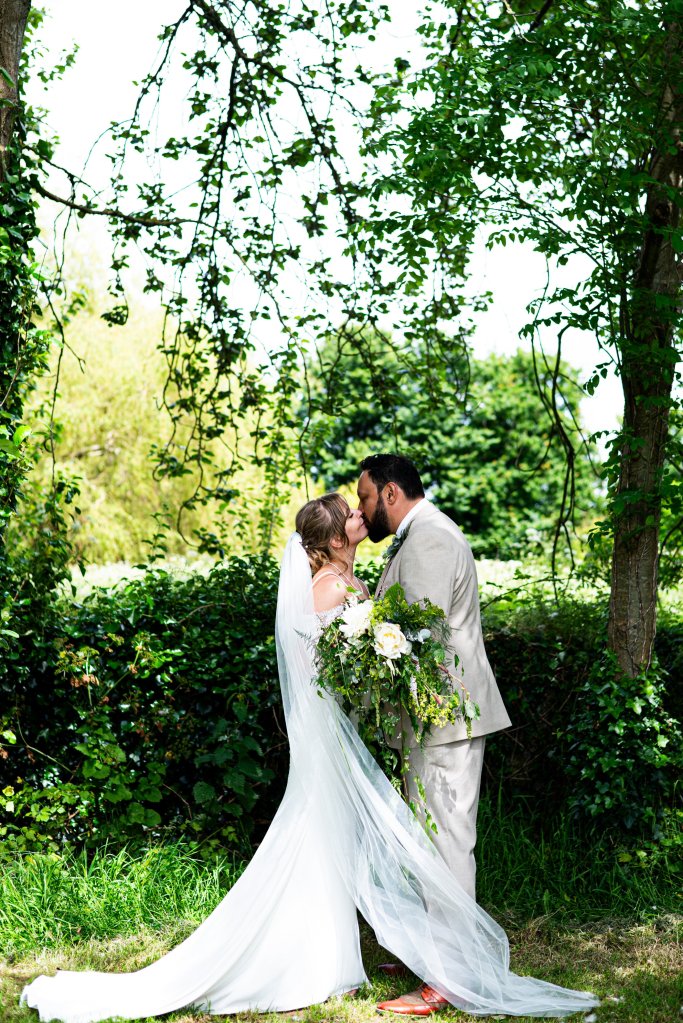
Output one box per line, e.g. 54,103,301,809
311,569,347,612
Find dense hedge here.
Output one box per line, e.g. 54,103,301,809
1,558,285,856
1,557,680,855
483,598,681,832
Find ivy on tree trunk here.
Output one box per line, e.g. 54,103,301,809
0,0,29,178
608,19,683,674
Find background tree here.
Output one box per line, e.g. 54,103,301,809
0,0,29,172
304,336,600,559
356,0,683,675
0,0,39,546
14,296,308,564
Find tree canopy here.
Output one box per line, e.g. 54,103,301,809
304,339,600,559
0,0,680,677
352,0,683,673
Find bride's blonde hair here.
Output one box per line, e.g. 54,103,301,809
296,493,349,575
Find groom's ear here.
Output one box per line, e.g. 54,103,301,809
383,482,399,505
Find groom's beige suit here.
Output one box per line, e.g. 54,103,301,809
375,499,511,899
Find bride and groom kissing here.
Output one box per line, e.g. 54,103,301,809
21,453,598,1023
306,453,512,1015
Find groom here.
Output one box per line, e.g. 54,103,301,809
357,454,511,1014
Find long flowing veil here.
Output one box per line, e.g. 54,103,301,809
277,533,598,1017
21,533,598,1022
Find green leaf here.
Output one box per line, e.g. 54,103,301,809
0,438,19,459
11,424,31,445
193,781,217,804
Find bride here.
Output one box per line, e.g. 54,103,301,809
21,493,598,1022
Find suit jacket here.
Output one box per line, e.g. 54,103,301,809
375,501,511,747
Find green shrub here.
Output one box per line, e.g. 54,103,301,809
1,557,285,856
654,610,683,724
561,653,680,831
482,596,682,835
1,560,680,854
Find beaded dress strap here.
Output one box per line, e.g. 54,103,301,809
312,570,344,588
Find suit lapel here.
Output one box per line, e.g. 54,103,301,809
375,558,392,597
375,545,403,597
374,501,434,598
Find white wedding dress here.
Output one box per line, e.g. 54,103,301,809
21,535,599,1022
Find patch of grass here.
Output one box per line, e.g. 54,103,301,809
476,796,682,922
1,824,681,1022
0,844,244,961
2,807,679,966
1,918,681,1023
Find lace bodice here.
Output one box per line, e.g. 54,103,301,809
315,604,346,627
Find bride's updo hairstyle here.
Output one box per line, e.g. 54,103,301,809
296,493,349,575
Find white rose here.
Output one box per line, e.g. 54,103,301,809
339,599,373,639
373,622,412,660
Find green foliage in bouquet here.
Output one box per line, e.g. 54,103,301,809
314,582,479,749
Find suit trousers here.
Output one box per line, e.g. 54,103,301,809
404,737,486,901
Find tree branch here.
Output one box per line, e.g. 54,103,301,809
33,180,198,229
529,0,554,32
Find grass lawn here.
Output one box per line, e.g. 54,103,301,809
1,829,680,1023
1,915,681,1023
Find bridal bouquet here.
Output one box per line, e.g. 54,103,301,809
314,582,479,745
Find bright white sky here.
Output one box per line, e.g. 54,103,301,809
32,0,624,440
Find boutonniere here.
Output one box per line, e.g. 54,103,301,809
383,523,412,563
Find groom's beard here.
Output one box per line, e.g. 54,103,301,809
366,493,391,543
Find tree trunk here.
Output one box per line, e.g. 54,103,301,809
0,0,30,179
608,24,683,676
0,0,30,549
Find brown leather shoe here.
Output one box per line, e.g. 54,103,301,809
419,985,450,1009
377,984,449,1015
377,963,409,978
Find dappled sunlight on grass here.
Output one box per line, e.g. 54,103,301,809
1,917,681,1023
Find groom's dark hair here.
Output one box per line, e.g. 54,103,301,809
360,454,425,499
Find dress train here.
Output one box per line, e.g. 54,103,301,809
21,767,365,1023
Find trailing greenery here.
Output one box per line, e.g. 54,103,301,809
315,581,477,747
1,557,680,855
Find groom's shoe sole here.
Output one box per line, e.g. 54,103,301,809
377,998,441,1016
